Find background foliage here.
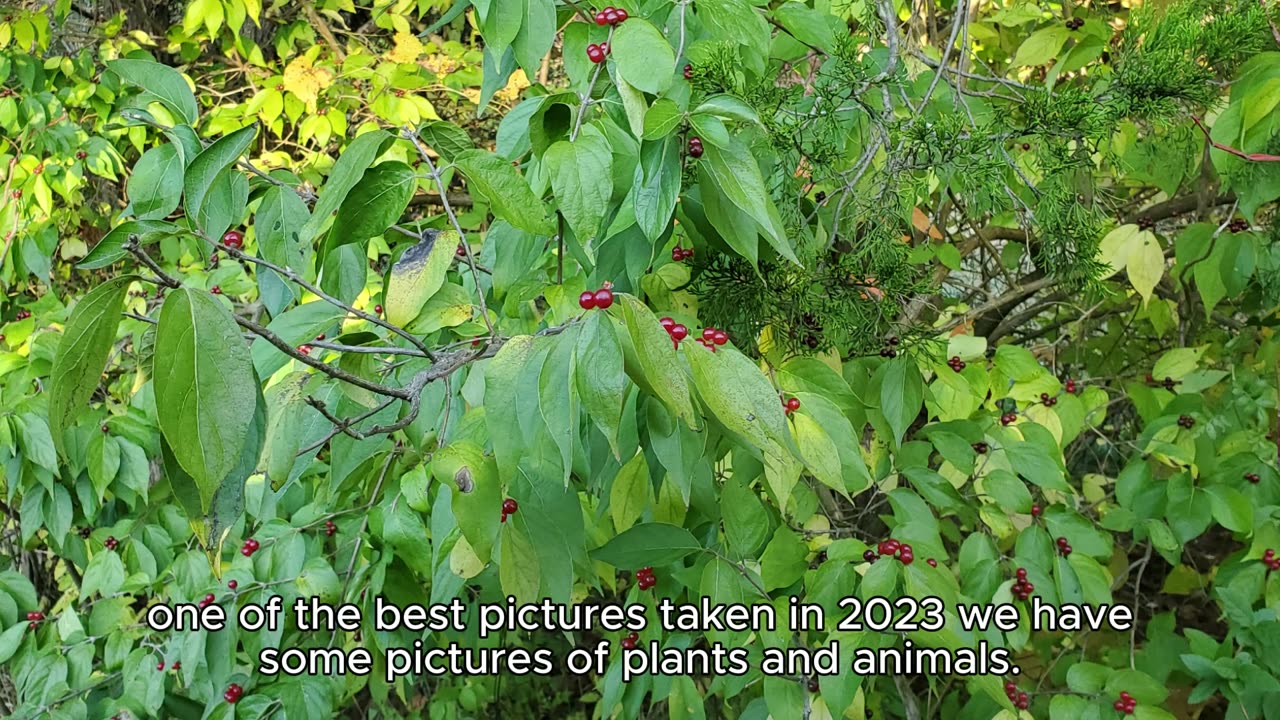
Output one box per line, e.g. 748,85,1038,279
1,0,1279,718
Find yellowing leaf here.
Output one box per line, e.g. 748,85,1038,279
282,56,333,110
1126,232,1164,306
387,31,424,64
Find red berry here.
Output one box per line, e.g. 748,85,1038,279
702,327,716,342
28,621,36,629
374,304,383,315
672,247,684,261
863,549,877,562
503,498,518,514
157,662,165,671
660,316,675,331
456,244,467,257
1056,536,1068,547
587,44,605,63
210,285,222,295
595,9,608,24
203,593,215,604
315,333,326,341
33,163,43,175
878,540,900,556
172,661,181,670
613,8,627,22
222,230,244,249
670,324,688,341
1031,504,1042,517
228,580,238,590
621,632,638,649
785,397,801,412
76,151,87,159
593,288,614,309
579,291,596,309
688,138,704,158
926,558,937,567
684,64,693,79
599,42,610,55
711,330,728,346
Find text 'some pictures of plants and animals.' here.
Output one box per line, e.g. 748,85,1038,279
1,0,1279,718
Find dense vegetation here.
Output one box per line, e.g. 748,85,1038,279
1,0,1279,718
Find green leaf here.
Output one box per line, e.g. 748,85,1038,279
154,288,258,511
693,95,762,126
685,340,796,462
611,19,676,94
609,452,650,532
48,277,132,457
792,413,845,495
77,220,180,270
259,373,309,489
455,149,555,235
1204,485,1253,532
880,357,923,444
631,137,681,241
722,477,770,558
512,0,555,75
643,98,683,139
301,130,392,243
1013,26,1069,66
81,551,126,598
384,228,459,327
618,294,695,424
500,519,542,603
256,185,313,283
1127,231,1164,305
330,161,416,247
546,128,613,244
0,623,26,665
128,144,183,220
108,58,199,125
435,442,502,563
1151,346,1207,380
575,311,627,455
760,526,807,591
184,124,257,237
590,522,702,569
295,557,341,603
701,136,798,265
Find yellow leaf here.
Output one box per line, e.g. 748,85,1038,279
387,31,424,64
1126,232,1164,306
282,56,333,110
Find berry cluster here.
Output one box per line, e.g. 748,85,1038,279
782,396,800,415
1113,691,1137,714
209,252,221,268
972,442,989,454
578,286,614,310
635,566,657,590
683,64,693,79
946,356,966,372
878,336,900,358
501,498,519,523
76,151,87,160
15,309,30,320
1176,414,1195,428
694,326,728,352
1039,392,1057,407
223,683,244,704
671,245,693,262
1245,472,1261,484
659,317,690,349
1065,378,1078,394
104,536,119,551
1136,216,1156,231
1263,548,1280,571
1000,411,1018,426
687,136,704,158
297,343,314,355
593,6,628,24
1227,218,1249,233
198,593,216,608
1064,16,1083,29
222,230,244,249
1003,681,1030,710
586,42,611,63
620,632,639,649
1147,374,1177,391
324,519,337,536
25,610,44,629
1012,567,1035,600
79,526,93,538
211,285,222,295
241,537,260,557
876,539,914,565
1056,536,1073,556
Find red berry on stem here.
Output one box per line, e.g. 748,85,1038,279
210,285,222,295
228,580,238,590
614,8,627,22
660,316,675,330
785,397,801,412
593,288,614,308
712,330,728,345
670,324,688,341
688,138,704,158
503,498,518,515
222,230,244,249
579,291,597,309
